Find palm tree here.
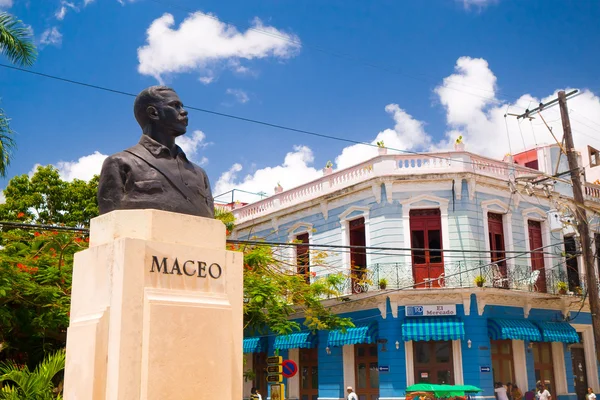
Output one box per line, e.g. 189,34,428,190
0,12,37,177
0,349,65,399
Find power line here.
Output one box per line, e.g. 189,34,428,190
0,63,536,175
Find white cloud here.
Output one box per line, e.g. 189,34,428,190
460,0,497,10
0,190,5,204
335,104,431,169
40,27,63,46
55,1,78,20
175,130,209,164
226,88,250,104
55,151,108,181
214,145,321,202
0,0,12,9
137,12,301,83
433,56,600,160
199,75,214,85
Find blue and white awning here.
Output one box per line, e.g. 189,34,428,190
243,337,265,353
488,319,542,342
274,332,318,350
535,321,579,344
327,322,378,347
402,317,465,341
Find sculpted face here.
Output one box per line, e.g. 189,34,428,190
150,91,189,137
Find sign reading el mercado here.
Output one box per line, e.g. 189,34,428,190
150,256,222,278
405,305,456,317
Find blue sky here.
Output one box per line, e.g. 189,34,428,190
1,0,600,202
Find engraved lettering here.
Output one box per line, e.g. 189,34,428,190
150,256,170,274
209,263,222,279
197,261,207,278
171,258,182,275
183,260,196,276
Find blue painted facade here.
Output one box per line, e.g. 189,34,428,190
236,148,600,400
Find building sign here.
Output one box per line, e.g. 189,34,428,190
378,366,390,372
480,366,491,373
149,256,222,278
405,305,456,317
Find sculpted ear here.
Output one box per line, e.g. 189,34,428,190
146,105,159,121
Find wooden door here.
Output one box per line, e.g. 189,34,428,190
296,233,310,283
489,213,507,285
528,220,547,292
571,347,588,400
533,342,555,394
299,348,318,400
252,352,268,396
410,209,444,288
349,217,367,293
491,340,515,384
355,344,379,400
413,341,454,384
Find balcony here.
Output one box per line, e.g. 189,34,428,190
585,182,600,204
322,262,582,298
232,151,542,224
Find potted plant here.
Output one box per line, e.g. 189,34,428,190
474,275,486,287
454,135,465,151
274,182,283,194
377,140,387,155
574,286,583,296
379,278,388,290
503,153,513,163
556,281,568,295
323,161,333,175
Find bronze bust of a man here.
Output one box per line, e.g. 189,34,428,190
97,86,214,218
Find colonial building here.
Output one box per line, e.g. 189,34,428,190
232,144,600,400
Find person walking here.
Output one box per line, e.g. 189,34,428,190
587,388,596,400
537,384,551,400
250,387,262,400
347,386,358,400
512,384,523,400
495,382,509,400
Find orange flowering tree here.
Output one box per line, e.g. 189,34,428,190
0,228,88,366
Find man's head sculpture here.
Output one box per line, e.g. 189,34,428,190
97,86,214,218
133,85,189,137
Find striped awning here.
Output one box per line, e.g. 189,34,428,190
488,319,542,342
535,321,579,344
274,332,318,350
243,337,265,353
327,322,378,347
402,317,465,341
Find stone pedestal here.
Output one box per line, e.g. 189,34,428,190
63,209,243,400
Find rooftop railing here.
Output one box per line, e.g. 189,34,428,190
233,152,542,223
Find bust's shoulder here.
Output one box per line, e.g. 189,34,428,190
101,144,145,168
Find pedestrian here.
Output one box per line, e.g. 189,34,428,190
512,384,523,400
496,382,509,400
507,383,514,400
250,387,262,400
347,386,358,400
524,388,535,400
537,384,551,400
587,388,596,400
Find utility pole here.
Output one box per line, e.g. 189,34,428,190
558,90,600,362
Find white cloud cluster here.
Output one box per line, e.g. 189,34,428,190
335,104,431,169
433,56,600,159
226,88,250,104
214,146,321,202
0,0,12,9
55,1,78,20
175,129,209,165
460,0,497,10
40,27,63,46
55,151,108,181
137,13,301,83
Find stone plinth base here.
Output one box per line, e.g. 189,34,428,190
63,210,243,400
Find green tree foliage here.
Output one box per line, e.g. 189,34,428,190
0,12,37,178
0,349,65,399
0,166,99,226
0,168,350,366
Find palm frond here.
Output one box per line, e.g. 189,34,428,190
0,108,15,178
0,12,37,67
